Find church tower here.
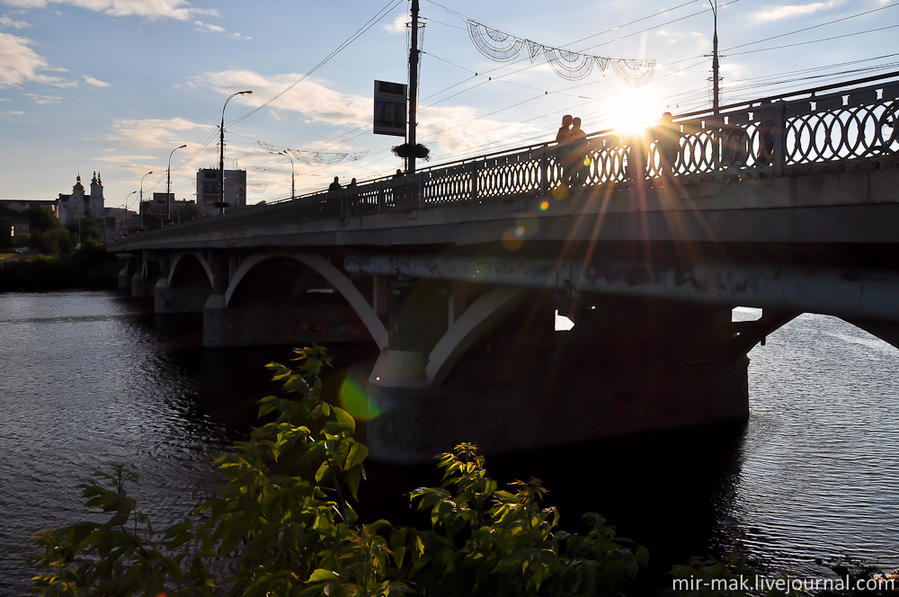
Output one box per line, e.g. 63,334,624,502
89,170,104,217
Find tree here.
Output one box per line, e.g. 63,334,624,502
26,205,58,237
31,346,648,596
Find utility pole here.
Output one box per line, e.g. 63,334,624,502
710,0,720,114
407,0,420,174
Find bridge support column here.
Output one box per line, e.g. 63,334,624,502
202,253,232,347
117,254,133,290
366,292,749,464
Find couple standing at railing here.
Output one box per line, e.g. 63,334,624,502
555,114,590,188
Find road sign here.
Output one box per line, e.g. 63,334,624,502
373,80,407,137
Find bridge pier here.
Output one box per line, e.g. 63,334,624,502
366,293,749,464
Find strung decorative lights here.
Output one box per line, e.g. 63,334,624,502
256,141,368,166
467,20,656,86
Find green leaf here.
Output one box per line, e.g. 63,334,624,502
332,406,356,432
308,568,340,582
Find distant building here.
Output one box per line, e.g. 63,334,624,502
140,193,197,230
196,168,246,216
0,199,57,240
56,172,104,227
103,206,138,242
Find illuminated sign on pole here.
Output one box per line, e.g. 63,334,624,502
373,80,407,137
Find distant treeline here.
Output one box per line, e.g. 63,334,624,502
0,246,117,292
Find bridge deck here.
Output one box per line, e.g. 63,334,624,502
111,71,899,253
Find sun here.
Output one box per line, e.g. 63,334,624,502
608,88,664,136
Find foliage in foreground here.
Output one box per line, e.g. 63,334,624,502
31,346,647,596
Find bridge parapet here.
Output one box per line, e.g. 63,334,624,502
111,72,899,245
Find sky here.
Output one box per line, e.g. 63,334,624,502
1,0,897,208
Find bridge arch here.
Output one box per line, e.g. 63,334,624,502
168,251,214,288
224,253,388,349
426,286,526,386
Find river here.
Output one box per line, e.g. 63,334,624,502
0,291,896,593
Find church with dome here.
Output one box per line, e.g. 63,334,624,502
56,172,104,227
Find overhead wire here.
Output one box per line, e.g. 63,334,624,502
225,0,403,128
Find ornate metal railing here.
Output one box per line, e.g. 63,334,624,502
125,71,899,240
279,71,899,220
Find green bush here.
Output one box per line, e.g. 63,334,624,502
31,347,647,596
35,227,75,257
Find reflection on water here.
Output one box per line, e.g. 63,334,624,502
0,293,896,592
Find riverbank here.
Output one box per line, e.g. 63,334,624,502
0,247,117,292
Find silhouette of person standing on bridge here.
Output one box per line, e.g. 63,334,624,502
555,115,575,189
556,114,573,144
568,117,588,186
328,176,342,192
347,177,358,211
756,120,776,166
653,111,680,176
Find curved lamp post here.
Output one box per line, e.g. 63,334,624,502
139,169,153,229
269,150,295,200
122,190,137,238
709,0,719,114
219,90,253,215
167,145,187,222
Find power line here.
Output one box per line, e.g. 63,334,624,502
724,2,898,52
225,0,402,128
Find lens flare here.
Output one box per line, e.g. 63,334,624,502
339,370,382,421
551,186,569,200
539,200,550,211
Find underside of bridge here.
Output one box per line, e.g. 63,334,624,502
110,72,899,461
114,237,897,463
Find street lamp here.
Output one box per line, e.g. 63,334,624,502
269,150,295,200
709,0,720,114
167,144,187,222
139,169,153,229
219,89,253,215
123,190,137,237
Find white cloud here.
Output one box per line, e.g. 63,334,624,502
0,15,30,28
2,0,46,7
655,30,703,45
94,153,156,164
194,19,224,32
0,31,74,87
25,92,62,103
197,69,541,157
753,1,841,22
83,74,109,87
384,14,406,34
231,31,251,41
1,108,23,115
106,116,214,150
1,0,217,21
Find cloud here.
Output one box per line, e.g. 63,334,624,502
198,70,372,129
83,74,109,87
753,1,841,22
194,19,224,32
384,14,406,34
0,15,30,28
655,30,703,45
231,31,251,40
106,116,215,150
0,31,74,87
196,69,541,157
25,91,62,103
2,0,218,21
1,108,23,115
94,153,156,164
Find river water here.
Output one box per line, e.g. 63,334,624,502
0,291,896,592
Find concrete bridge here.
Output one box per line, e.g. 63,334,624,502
110,72,899,463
